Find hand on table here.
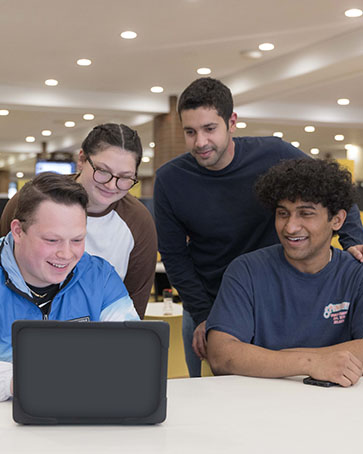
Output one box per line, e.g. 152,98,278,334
309,351,363,387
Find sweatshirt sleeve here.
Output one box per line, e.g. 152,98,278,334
0,361,12,402
121,198,157,319
154,174,213,326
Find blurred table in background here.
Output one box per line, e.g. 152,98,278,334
145,302,188,378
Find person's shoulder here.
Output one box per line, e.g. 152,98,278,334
76,251,115,275
113,193,155,226
334,248,363,270
228,245,281,273
156,153,194,177
234,136,306,157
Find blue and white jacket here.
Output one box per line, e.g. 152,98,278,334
0,233,139,363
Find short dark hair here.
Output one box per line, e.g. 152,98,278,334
81,123,143,170
14,172,88,231
255,159,356,219
177,77,234,128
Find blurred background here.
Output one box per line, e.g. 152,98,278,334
0,0,363,201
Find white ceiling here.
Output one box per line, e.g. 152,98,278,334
0,0,363,179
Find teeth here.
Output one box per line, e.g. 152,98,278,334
50,263,66,268
288,237,306,242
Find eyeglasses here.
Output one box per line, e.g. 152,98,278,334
86,155,138,191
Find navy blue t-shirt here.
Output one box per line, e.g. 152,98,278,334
207,245,363,349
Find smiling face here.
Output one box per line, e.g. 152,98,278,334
77,146,137,214
11,200,87,287
181,107,237,171
275,199,346,274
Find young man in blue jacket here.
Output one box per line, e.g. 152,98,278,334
0,172,138,401
207,159,363,386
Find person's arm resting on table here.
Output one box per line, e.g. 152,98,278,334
208,331,363,387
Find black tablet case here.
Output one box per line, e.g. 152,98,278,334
12,320,169,425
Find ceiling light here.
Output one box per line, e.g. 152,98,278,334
345,8,363,17
65,121,76,128
77,59,92,66
142,156,151,163
345,144,355,150
0,109,9,116
197,67,211,75
346,145,360,160
334,134,344,141
151,86,164,93
83,113,95,120
45,79,58,86
291,141,300,148
149,142,155,148
25,136,35,143
337,98,350,105
304,126,315,133
273,131,283,138
236,122,247,129
242,50,263,59
16,172,24,179
41,130,52,137
310,148,320,155
120,31,137,39
258,43,274,51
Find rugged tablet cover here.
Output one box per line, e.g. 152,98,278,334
12,320,169,425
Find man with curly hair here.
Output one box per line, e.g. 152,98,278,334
207,159,363,386
154,77,363,378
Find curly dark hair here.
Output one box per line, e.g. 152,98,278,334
255,158,356,219
177,77,233,128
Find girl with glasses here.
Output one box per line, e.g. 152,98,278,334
0,123,157,319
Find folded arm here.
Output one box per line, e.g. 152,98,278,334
207,330,363,387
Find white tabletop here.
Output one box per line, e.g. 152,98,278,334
1,375,362,453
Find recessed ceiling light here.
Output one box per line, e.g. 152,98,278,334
151,86,164,93
149,142,155,148
83,113,95,120
64,121,76,128
120,31,137,39
273,131,283,138
197,67,211,75
334,134,344,141
291,141,300,148
45,79,58,86
16,172,24,179
236,122,247,129
310,148,320,155
304,126,315,133
25,136,35,143
345,8,363,17
0,109,9,116
41,130,52,137
258,42,274,51
337,98,350,105
142,156,151,163
77,58,92,66
346,145,359,160
242,50,263,59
